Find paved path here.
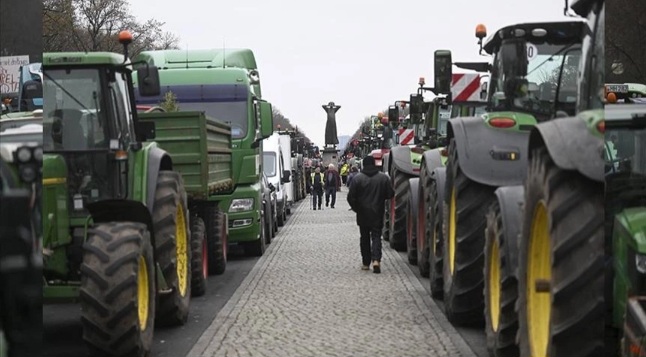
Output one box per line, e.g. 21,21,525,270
187,191,477,357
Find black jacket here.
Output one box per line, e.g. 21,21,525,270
347,165,394,228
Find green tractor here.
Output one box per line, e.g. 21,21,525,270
42,33,194,357
479,0,607,356
441,17,587,329
0,111,43,357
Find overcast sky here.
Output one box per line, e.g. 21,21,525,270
129,0,570,147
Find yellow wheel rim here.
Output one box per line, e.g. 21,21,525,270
449,188,457,274
176,203,189,297
527,201,551,357
489,239,501,332
137,255,149,330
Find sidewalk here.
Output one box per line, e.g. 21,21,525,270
187,191,477,357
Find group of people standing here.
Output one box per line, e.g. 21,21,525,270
308,156,394,274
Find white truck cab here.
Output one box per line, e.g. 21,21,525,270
277,133,293,214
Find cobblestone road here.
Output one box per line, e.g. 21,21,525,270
187,191,477,357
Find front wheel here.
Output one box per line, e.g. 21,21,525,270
80,223,155,357
517,147,604,357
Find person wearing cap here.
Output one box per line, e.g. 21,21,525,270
324,163,341,208
347,156,394,273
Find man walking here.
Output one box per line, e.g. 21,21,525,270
347,156,394,273
310,167,325,210
324,164,341,208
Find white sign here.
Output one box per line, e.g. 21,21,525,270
526,44,538,61
0,55,30,94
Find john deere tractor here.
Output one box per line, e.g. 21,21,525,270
42,32,192,357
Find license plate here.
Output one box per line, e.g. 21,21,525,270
607,84,629,93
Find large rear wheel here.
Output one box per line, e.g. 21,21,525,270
429,176,444,299
417,164,431,278
484,201,519,357
443,139,495,326
80,222,155,357
517,147,604,357
406,178,420,265
152,171,191,327
389,168,410,252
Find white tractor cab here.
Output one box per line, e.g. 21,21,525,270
277,133,294,214
262,132,290,226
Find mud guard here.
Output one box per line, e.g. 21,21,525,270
409,178,420,218
146,147,173,213
492,185,524,278
87,199,154,237
390,146,415,175
448,117,529,187
432,167,447,203
529,117,604,183
422,149,444,177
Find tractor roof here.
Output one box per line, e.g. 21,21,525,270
605,103,646,122
133,48,258,71
43,52,128,67
482,19,587,54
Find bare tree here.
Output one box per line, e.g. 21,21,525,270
43,0,180,57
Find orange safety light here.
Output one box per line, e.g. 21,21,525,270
419,77,425,86
606,92,617,104
115,150,128,160
489,117,516,128
400,101,407,108
476,24,487,39
378,112,384,118
597,120,605,133
118,30,133,44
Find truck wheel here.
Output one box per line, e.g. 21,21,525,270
265,209,273,244
244,217,266,257
517,147,604,357
80,222,155,357
190,216,207,297
417,166,431,278
484,201,519,357
203,206,227,275
443,139,495,325
406,178,420,265
389,169,410,252
429,178,444,299
277,206,285,227
152,171,191,327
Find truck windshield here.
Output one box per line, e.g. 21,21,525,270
263,152,277,177
491,43,582,118
178,101,248,139
43,68,109,151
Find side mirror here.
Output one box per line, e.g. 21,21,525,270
137,65,161,97
269,183,276,192
282,170,291,183
388,106,398,122
1,103,7,114
409,94,424,115
259,101,274,139
434,50,453,95
136,120,156,141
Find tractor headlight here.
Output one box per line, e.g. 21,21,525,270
16,146,32,163
33,147,43,162
229,198,254,213
636,254,646,274
19,164,37,183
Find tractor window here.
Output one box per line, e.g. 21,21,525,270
263,152,277,177
605,128,646,176
43,68,111,151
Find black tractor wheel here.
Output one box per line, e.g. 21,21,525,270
389,168,410,252
484,201,519,357
429,177,444,299
417,165,431,278
189,216,207,297
80,222,155,357
265,208,273,244
202,205,227,275
517,147,604,357
406,178,420,265
277,205,285,227
152,171,191,327
443,139,495,326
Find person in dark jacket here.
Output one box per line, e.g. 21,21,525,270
346,166,359,188
310,167,325,210
347,156,394,273
324,164,341,208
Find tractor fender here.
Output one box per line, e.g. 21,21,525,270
447,117,529,187
390,145,415,175
409,178,420,218
146,146,173,213
529,117,604,183
422,149,444,177
86,199,154,239
431,167,447,218
492,185,524,278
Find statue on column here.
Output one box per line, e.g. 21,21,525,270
322,101,340,146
